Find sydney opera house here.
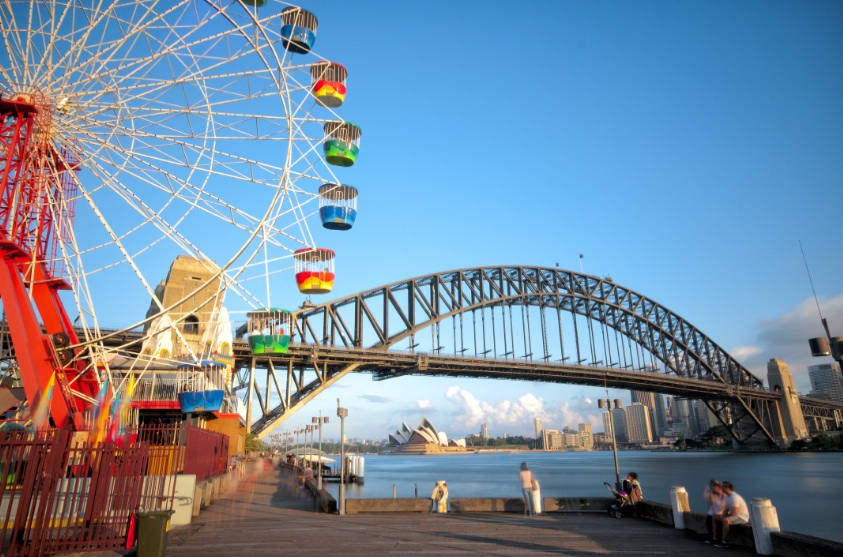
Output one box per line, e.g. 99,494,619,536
385,418,470,454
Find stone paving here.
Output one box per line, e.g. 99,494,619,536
163,460,756,556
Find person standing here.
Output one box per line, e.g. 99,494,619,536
704,480,727,543
519,462,534,516
714,481,750,548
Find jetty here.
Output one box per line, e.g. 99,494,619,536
162,459,841,557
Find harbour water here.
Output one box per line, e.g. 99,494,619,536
323,450,843,543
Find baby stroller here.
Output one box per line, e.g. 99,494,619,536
604,482,639,518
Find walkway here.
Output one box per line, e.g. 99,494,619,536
166,460,754,556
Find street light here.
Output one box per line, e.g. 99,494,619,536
312,415,329,490
598,391,623,491
337,398,348,516
306,425,314,472
295,428,303,465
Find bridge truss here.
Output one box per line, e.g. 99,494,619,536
233,266,842,441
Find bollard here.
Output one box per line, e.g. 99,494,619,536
750,498,780,555
393,484,397,499
669,486,689,529
431,480,448,513
530,479,542,515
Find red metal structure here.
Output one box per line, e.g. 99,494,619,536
0,93,95,430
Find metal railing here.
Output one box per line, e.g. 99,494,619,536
184,426,229,482
1,424,229,556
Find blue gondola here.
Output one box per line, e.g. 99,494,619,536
177,361,226,413
318,184,358,230
280,7,318,54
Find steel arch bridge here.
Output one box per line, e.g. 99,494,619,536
233,266,841,442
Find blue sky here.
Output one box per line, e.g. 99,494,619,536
27,1,838,442
266,0,843,442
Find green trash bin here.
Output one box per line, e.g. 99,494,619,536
135,510,175,557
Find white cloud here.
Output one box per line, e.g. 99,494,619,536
417,399,432,409
730,345,762,361
443,386,605,437
734,295,843,393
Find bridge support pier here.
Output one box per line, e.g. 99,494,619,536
766,358,809,446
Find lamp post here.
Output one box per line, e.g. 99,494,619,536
808,321,843,382
306,425,313,472
337,399,348,515
598,391,623,491
312,415,329,490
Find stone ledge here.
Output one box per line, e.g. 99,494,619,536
771,530,843,557
343,497,614,515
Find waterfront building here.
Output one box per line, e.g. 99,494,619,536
481,422,489,440
578,423,594,450
540,429,562,450
386,418,469,454
602,408,627,443
533,417,542,439
669,397,699,437
630,365,668,438
808,363,843,403
624,403,653,444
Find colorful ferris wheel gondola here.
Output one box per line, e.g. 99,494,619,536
311,62,348,108
319,183,358,231
323,121,361,167
247,308,292,354
239,0,267,7
294,247,335,294
280,6,318,54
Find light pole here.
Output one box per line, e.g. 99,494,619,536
337,399,348,515
306,425,313,472
312,415,329,490
598,391,623,491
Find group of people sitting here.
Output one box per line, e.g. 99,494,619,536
704,480,750,548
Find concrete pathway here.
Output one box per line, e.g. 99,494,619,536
165,460,755,556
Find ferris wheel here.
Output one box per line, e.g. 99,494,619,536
0,1,359,428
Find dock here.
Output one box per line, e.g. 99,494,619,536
166,460,755,556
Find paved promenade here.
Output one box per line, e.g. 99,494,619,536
165,460,754,556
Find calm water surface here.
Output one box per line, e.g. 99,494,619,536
323,451,843,543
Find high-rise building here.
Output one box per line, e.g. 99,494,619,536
480,423,489,440
578,423,594,450
625,404,653,444
631,365,668,438
631,390,667,438
603,408,627,443
652,392,668,438
808,363,843,403
534,417,542,439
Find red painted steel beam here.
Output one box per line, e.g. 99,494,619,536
0,98,88,429
0,254,75,427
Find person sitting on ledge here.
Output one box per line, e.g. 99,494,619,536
714,481,749,549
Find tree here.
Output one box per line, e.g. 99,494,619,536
245,432,266,453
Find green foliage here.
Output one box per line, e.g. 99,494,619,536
790,432,843,451
245,432,267,453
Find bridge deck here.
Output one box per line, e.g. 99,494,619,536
164,460,754,556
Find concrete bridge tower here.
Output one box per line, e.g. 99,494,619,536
140,255,231,361
766,358,809,446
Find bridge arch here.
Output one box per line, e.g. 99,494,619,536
295,267,762,387
239,266,782,440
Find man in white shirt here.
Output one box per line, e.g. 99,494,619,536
714,481,750,548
